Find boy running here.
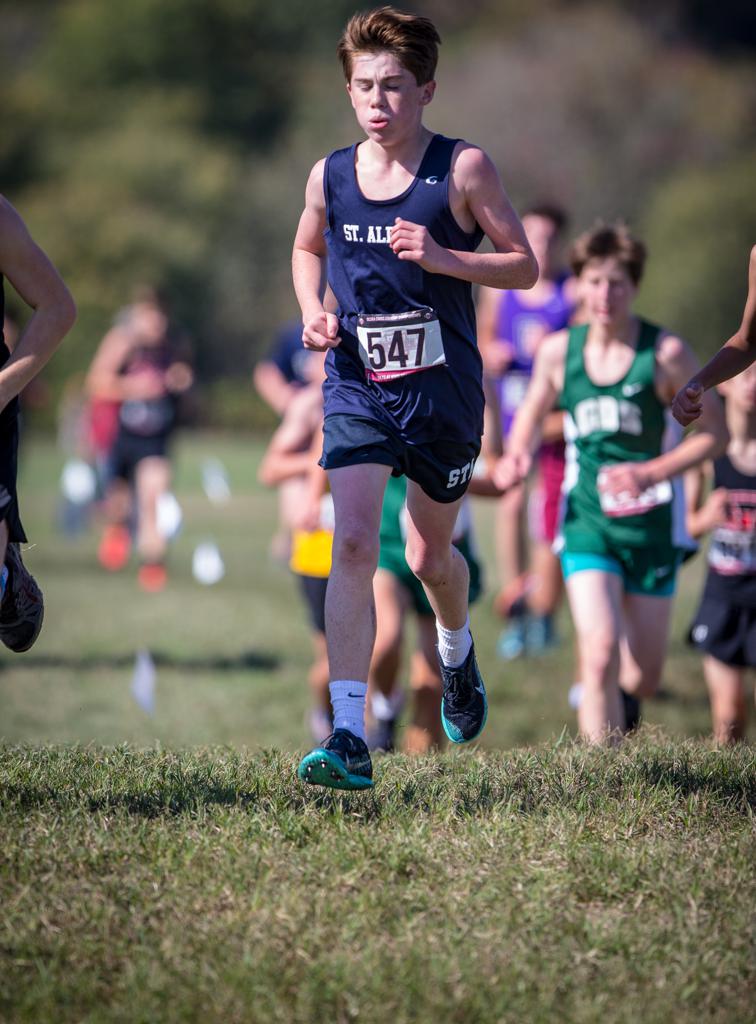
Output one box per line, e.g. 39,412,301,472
0,195,76,650
673,245,756,425
686,365,756,743
292,6,536,788
496,222,727,743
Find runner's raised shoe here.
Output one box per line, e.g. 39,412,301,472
0,543,44,653
439,643,488,743
298,728,374,790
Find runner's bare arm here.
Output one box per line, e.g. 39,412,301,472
0,196,76,413
672,246,756,425
683,462,727,539
258,389,323,487
389,145,537,290
605,335,728,497
292,160,341,351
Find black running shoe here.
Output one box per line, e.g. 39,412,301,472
621,689,642,733
0,543,44,653
298,728,374,790
439,643,488,744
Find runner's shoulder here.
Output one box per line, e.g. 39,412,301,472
539,328,570,364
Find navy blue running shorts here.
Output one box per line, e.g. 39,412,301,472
0,414,27,543
296,573,328,635
320,414,480,504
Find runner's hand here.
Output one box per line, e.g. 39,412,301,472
671,380,704,426
598,462,652,498
390,218,444,272
303,311,341,351
493,451,530,491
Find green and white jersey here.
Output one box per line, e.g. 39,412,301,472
559,319,673,551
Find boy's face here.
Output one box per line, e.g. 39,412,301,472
579,256,637,327
522,215,561,278
347,51,434,143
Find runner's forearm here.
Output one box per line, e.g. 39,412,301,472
644,429,727,485
432,247,537,290
693,337,755,393
0,299,76,409
292,248,327,321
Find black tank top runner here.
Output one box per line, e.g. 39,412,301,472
703,454,756,608
322,133,485,446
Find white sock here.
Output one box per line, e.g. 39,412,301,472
436,616,472,669
568,682,583,710
371,688,404,722
329,680,367,740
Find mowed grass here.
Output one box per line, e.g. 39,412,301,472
1,433,754,1022
1,741,754,1024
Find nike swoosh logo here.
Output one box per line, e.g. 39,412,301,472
347,693,364,699
475,683,485,695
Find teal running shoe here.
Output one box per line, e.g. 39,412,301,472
439,643,488,744
298,728,374,790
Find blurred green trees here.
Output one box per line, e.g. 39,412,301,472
2,0,755,417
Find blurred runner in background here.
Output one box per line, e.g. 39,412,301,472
87,286,193,592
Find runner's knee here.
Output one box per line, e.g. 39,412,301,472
404,542,449,587
332,525,379,574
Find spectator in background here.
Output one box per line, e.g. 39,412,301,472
87,286,193,592
477,203,576,659
0,195,76,652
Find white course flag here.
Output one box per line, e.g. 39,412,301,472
131,649,156,715
201,458,231,504
192,541,225,585
156,492,183,540
60,459,97,505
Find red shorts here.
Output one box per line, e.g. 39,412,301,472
528,440,565,546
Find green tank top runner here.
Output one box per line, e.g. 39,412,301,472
559,318,673,550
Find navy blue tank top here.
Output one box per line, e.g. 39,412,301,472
322,133,485,445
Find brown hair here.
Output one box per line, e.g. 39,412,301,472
569,221,647,285
522,202,569,236
337,6,441,85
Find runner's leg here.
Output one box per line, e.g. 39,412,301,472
403,482,468,630
564,569,625,742
325,462,391,683
703,655,747,744
619,592,674,700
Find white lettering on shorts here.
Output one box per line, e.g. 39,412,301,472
447,458,477,490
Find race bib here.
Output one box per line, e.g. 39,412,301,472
597,469,672,518
356,307,445,382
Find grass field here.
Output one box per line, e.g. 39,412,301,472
1,432,754,1023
